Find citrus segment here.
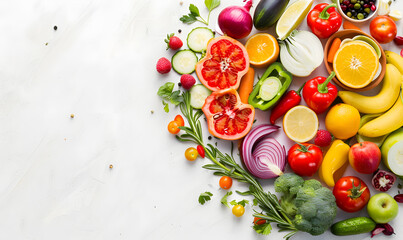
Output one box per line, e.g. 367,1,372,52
276,0,314,40
245,33,279,68
333,41,379,89
196,36,249,92
325,103,360,140
283,105,318,143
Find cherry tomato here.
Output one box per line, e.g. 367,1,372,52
167,121,180,134
185,147,198,161
287,143,323,176
219,176,233,190
174,115,185,126
333,176,370,213
232,204,245,217
197,145,205,158
370,16,397,44
253,217,266,225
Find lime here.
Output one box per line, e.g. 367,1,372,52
353,35,382,59
276,0,314,40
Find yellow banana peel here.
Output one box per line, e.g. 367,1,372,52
319,140,350,187
385,50,403,75
338,64,402,114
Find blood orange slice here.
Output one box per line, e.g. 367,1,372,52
202,88,255,140
196,36,250,92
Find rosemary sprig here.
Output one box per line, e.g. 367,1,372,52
176,91,298,239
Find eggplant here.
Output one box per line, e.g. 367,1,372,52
253,0,290,30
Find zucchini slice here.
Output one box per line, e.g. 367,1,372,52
187,27,215,53
171,50,198,75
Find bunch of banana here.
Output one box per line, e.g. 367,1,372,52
338,63,402,114
356,51,403,138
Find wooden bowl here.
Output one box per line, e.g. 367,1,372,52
324,29,386,92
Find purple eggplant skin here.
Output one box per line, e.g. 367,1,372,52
253,0,290,30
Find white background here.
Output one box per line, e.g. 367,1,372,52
0,0,402,239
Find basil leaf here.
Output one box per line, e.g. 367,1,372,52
170,90,183,105
157,82,175,100
205,0,220,12
189,4,200,17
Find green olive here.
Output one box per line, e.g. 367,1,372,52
351,0,357,3
354,3,361,9
357,13,364,19
347,12,352,17
364,7,371,14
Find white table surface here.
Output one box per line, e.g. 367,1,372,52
0,0,402,239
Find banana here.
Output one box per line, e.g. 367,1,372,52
358,83,403,137
338,64,402,114
385,50,403,75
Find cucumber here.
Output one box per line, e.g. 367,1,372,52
171,50,198,74
190,84,211,109
331,217,376,236
187,27,215,53
258,77,282,101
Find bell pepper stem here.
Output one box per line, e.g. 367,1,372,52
296,82,306,96
318,71,336,94
319,3,337,20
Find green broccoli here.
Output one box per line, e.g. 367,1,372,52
274,173,337,236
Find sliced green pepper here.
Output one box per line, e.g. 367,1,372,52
248,62,293,111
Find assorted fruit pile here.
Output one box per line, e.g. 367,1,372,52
156,0,403,239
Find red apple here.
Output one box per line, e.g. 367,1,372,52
349,141,381,174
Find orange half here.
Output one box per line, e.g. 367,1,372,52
245,33,279,68
333,41,379,89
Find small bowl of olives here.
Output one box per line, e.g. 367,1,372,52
337,0,379,22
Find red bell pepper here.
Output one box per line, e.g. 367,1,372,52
302,71,338,114
270,83,305,124
307,3,342,39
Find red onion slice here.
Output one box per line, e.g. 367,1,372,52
241,124,286,179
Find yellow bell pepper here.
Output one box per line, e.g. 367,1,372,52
319,140,350,187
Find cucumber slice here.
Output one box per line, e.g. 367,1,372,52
258,77,282,101
387,140,403,178
172,50,198,74
187,27,215,53
190,84,212,109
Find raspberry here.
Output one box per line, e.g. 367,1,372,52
156,57,171,74
314,130,333,147
165,33,183,50
180,74,196,90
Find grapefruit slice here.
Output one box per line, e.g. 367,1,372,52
196,36,249,92
202,89,255,140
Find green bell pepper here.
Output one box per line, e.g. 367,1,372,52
248,62,293,111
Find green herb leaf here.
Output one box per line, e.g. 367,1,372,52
253,199,258,206
170,90,183,105
157,82,175,99
221,191,232,208
162,100,169,113
180,13,197,24
253,223,272,235
229,200,237,206
237,199,249,207
198,192,213,205
205,0,220,12
189,4,200,17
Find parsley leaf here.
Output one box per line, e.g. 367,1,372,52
205,0,220,12
220,191,232,208
162,100,169,113
189,4,200,17
253,223,272,235
198,192,213,205
180,13,197,24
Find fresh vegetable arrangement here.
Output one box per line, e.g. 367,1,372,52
155,0,403,239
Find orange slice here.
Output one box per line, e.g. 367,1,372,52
245,33,279,68
333,41,379,89
283,105,318,143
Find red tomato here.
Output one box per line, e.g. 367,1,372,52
333,176,370,213
287,143,323,176
219,176,233,190
370,16,397,44
174,115,185,126
197,145,205,158
253,217,266,225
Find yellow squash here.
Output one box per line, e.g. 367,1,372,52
319,140,350,187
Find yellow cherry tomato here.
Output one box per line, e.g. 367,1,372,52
232,204,245,217
185,147,198,161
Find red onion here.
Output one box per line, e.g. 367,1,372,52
218,0,253,39
241,124,286,179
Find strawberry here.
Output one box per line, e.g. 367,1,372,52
314,130,333,147
165,33,183,50
156,57,171,74
180,74,196,90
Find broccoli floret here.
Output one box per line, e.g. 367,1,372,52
274,173,337,236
